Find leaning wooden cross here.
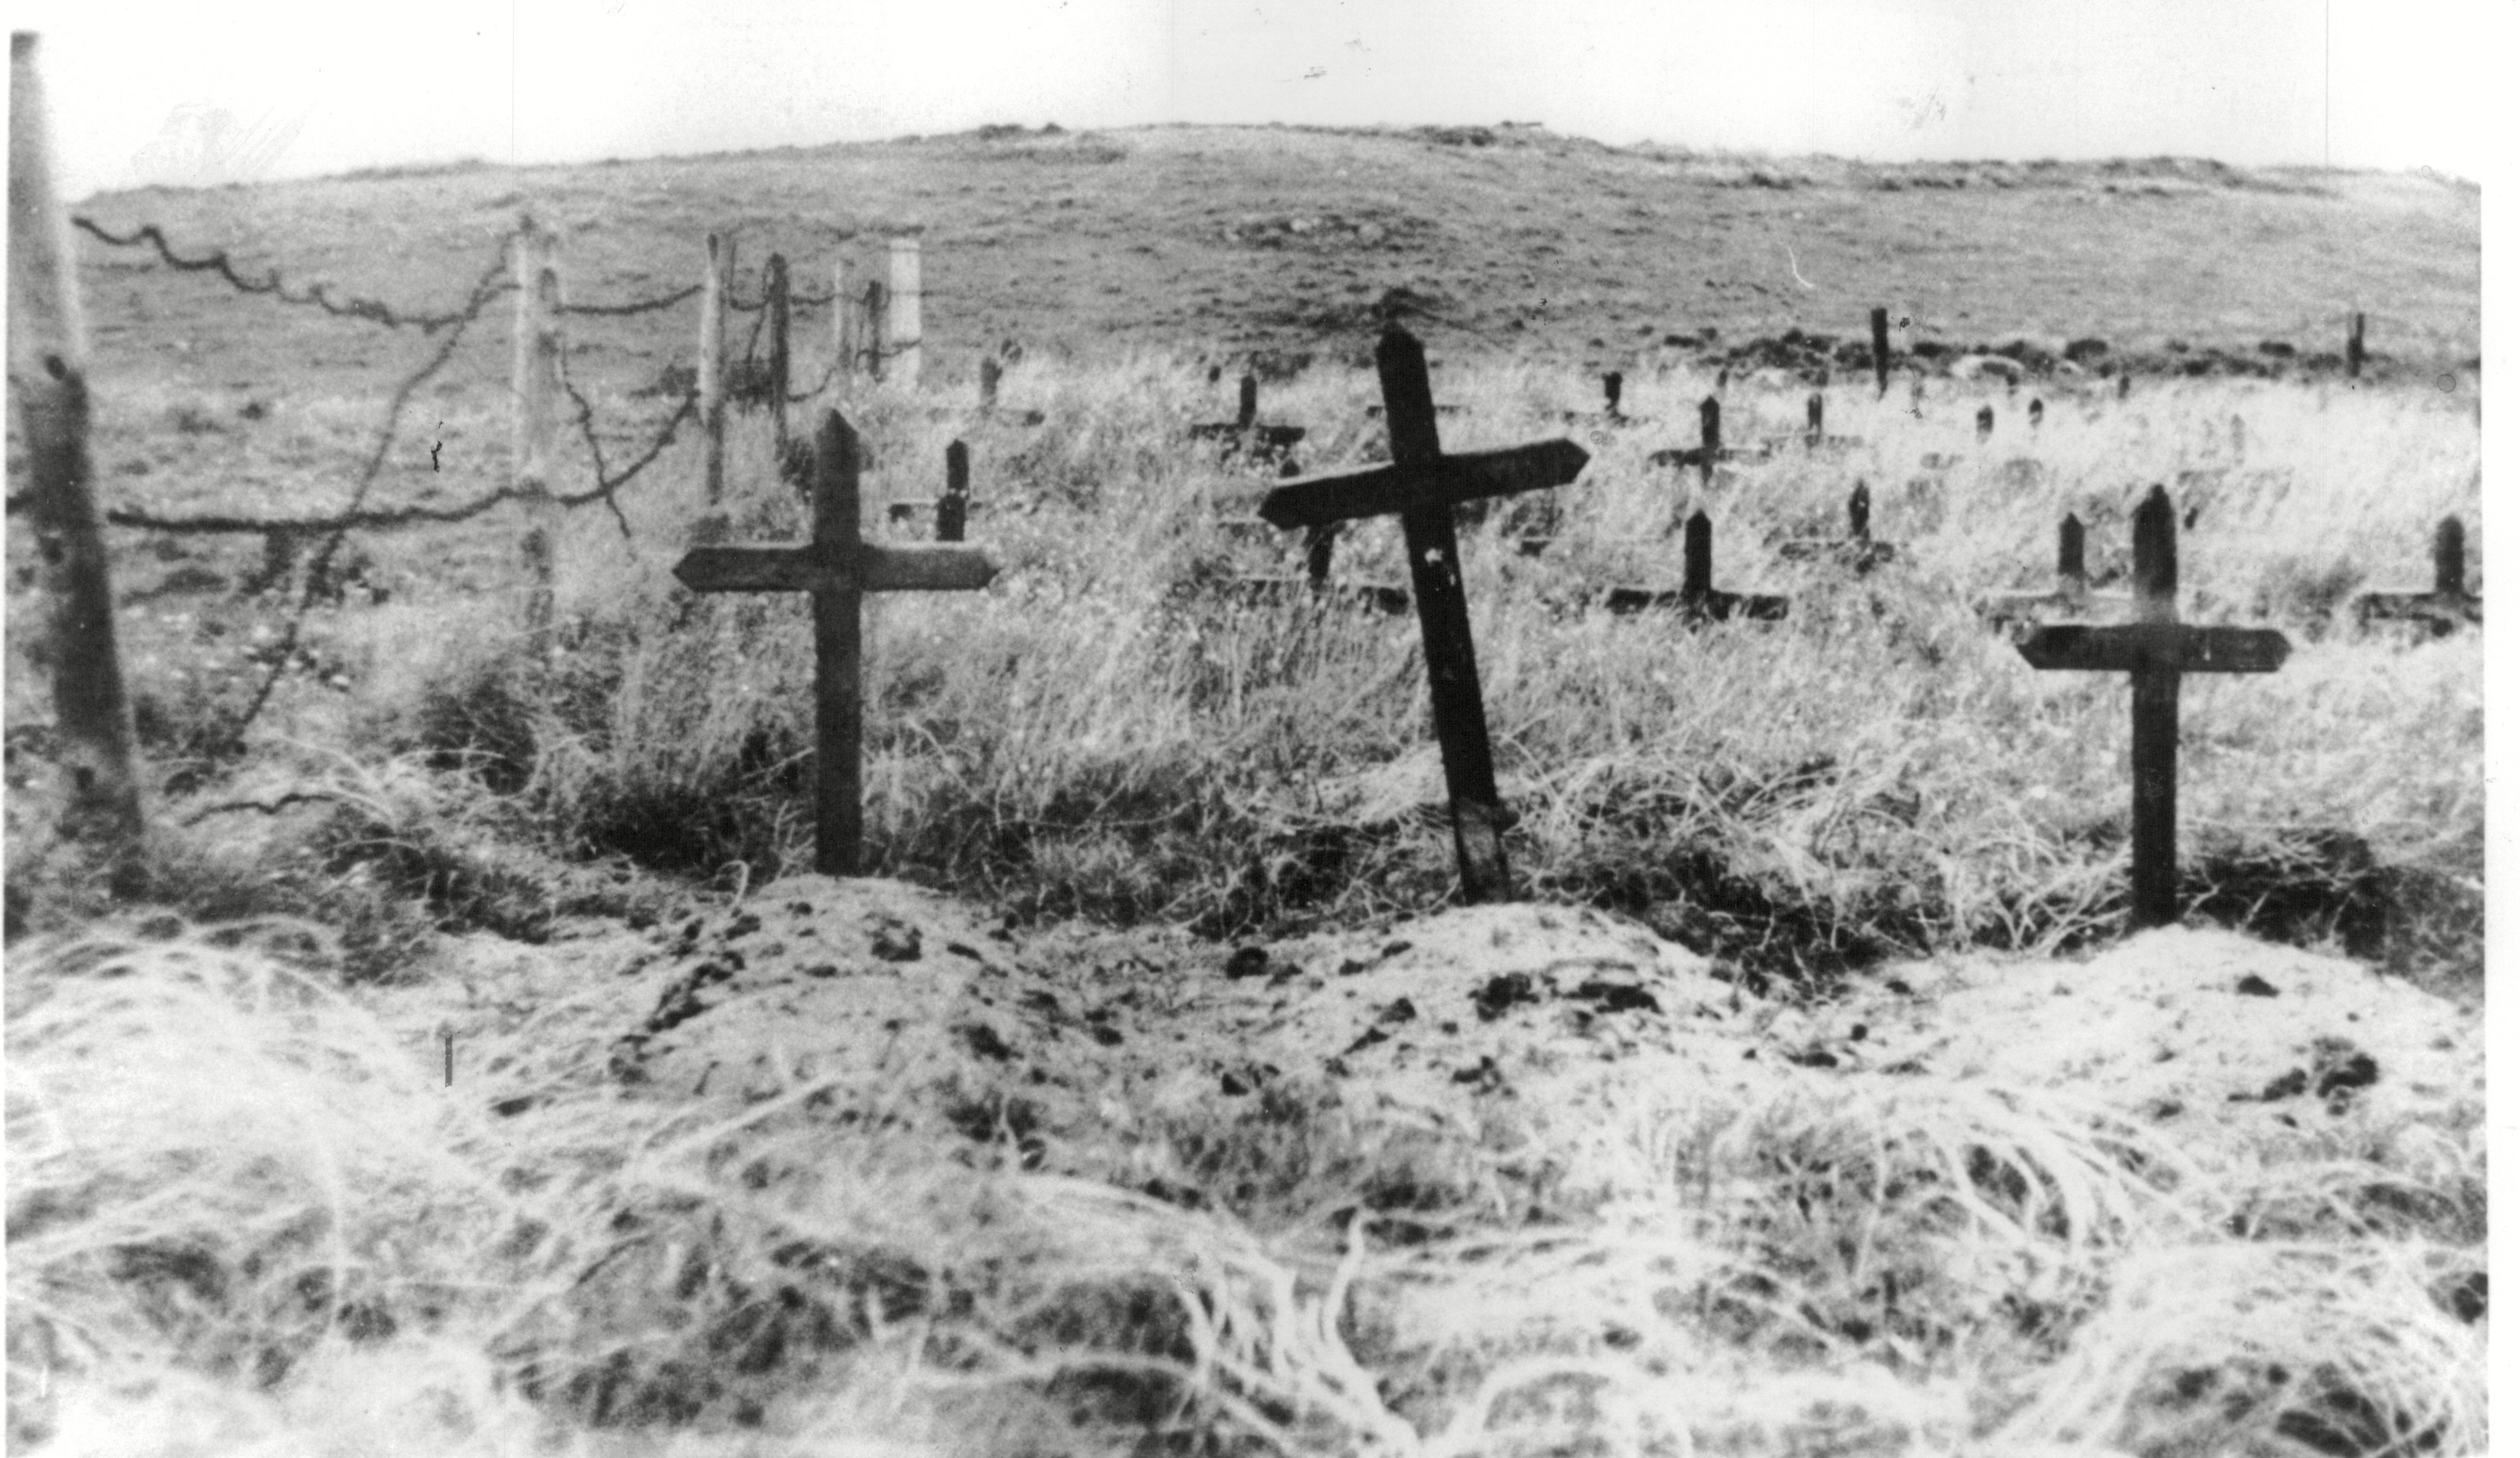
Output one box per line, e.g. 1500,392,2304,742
674,410,998,874
2014,485,2290,928
1258,326,1589,903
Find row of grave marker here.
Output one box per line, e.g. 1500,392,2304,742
684,325,2465,931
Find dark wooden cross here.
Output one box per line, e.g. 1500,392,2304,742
1604,371,1624,419
2354,515,2479,634
1257,326,1589,903
1192,370,1305,462
1978,513,2135,628
675,411,999,875
2028,397,2045,429
884,439,976,539
1777,481,1898,572
1870,306,1891,395
2014,485,2290,928
1602,512,1790,621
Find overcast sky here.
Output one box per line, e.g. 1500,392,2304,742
8,0,2501,202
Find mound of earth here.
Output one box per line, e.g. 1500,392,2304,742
595,878,2480,1179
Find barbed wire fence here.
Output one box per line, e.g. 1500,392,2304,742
52,211,923,760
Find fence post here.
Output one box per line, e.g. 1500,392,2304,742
2347,311,2367,378
9,31,146,887
699,233,730,506
512,217,565,631
887,236,922,387
831,257,853,387
863,277,889,383
766,252,791,459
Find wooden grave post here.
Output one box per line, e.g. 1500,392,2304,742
10,30,146,884
2354,516,2479,633
673,412,998,874
2013,486,2290,928
1977,514,2136,627
512,217,565,630
1256,326,1589,903
979,355,1001,412
700,233,731,506
1870,306,1891,396
1699,395,1721,485
2347,312,2367,379
2028,397,2045,429
766,252,792,459
1805,392,1823,449
1975,404,1995,442
1192,370,1304,462
887,237,922,386
1602,512,1790,620
1779,481,1898,572
1604,371,1624,420
937,440,970,542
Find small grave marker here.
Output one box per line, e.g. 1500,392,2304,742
1975,404,1996,441
2354,516,2479,634
2028,397,2045,428
1870,306,1891,396
674,411,999,874
884,439,985,539
1601,512,1790,621
1191,370,1306,463
2013,486,2291,928
978,355,1001,411
1976,513,2134,627
2347,311,2367,379
1777,481,1899,572
1257,326,1590,903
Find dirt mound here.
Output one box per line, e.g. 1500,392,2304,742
606,886,2480,1187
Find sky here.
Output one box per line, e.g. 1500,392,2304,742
5,0,2501,203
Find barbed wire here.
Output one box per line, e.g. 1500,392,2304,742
206,235,518,757
72,216,504,334
559,283,702,318
75,216,710,329
563,382,702,542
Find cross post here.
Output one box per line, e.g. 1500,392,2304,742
1603,511,1789,620
1257,326,1589,903
673,411,998,874
2014,486,2290,928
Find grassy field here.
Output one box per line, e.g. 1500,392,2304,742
4,124,2485,1456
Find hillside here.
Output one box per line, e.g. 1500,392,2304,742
70,123,2480,403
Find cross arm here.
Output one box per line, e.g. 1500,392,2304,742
673,543,999,594
2015,622,2291,673
1257,439,1590,529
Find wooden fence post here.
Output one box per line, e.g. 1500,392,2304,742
1805,391,1823,449
512,218,565,631
1870,306,1891,396
1697,395,1720,485
9,31,146,886
862,277,889,383
888,236,922,387
699,233,730,506
842,257,862,388
766,252,791,458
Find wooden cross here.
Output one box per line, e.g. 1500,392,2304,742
1777,481,1899,572
1191,370,1306,462
885,439,976,540
2014,485,2290,928
1602,512,1790,621
2354,516,2479,634
1870,306,1891,396
1257,326,1589,903
674,411,998,875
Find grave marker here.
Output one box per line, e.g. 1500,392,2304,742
2028,397,2045,429
2354,516,2479,634
1777,481,1899,572
885,439,984,539
1976,513,2133,627
1257,326,1590,903
2013,486,2290,928
1601,512,1790,621
2347,311,2367,379
1191,370,1306,462
1870,306,1891,396
674,411,999,874
1975,404,1995,442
